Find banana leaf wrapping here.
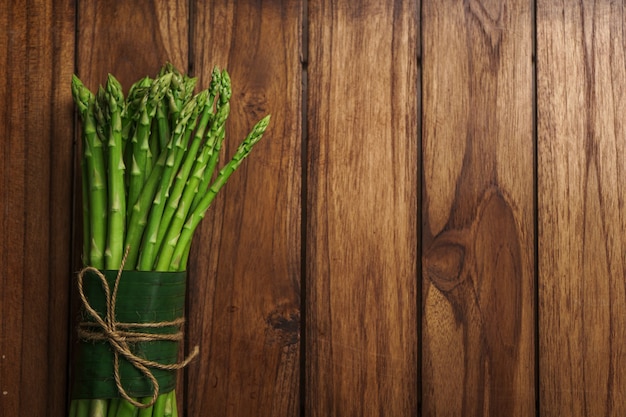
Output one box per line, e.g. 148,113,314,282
72,269,187,400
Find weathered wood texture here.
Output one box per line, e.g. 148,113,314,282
538,2,626,416
76,0,189,90
306,0,419,416
0,0,75,416
3,1,626,416
421,0,535,415
185,1,302,416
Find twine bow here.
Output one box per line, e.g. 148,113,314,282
76,251,199,408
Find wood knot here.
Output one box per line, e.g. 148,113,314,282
238,87,270,121
423,231,468,292
265,307,300,347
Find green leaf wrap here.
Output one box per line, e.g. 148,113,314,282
71,269,187,399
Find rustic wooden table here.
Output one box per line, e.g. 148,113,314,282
1,1,625,416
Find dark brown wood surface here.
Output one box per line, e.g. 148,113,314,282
0,0,75,416
2,1,626,416
305,1,419,415
538,2,626,416
421,0,535,415
76,0,189,89
185,1,302,416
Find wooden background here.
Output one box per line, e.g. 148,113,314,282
1,0,625,416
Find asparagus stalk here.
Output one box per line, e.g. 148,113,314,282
163,391,175,417
136,397,154,417
80,119,92,265
151,394,166,417
123,77,153,151
161,114,271,271
154,69,222,256
89,399,108,417
124,148,168,269
127,94,150,216
106,398,120,417
150,98,214,267
137,93,205,270
154,100,170,158
72,76,107,269
157,125,225,271
189,69,232,213
114,398,139,417
69,399,78,417
104,74,127,269
75,400,90,417
125,91,200,269
94,86,110,150
127,74,173,217
161,63,197,135
177,236,194,273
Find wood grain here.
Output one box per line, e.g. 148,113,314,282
306,1,419,415
421,0,535,415
77,0,188,90
0,0,75,415
537,2,626,416
3,1,626,415
186,1,302,416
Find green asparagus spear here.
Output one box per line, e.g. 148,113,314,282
127,74,173,217
158,125,225,271
150,394,166,417
125,88,200,269
161,114,270,271
190,69,232,213
162,63,197,134
136,396,154,417
114,398,139,417
88,399,108,417
104,74,127,269
152,93,215,264
107,398,120,417
137,93,205,270
124,148,168,269
71,76,108,269
163,391,175,417
75,399,90,417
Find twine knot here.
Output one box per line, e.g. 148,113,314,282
76,250,199,408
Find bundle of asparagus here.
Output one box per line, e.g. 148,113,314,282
69,63,270,417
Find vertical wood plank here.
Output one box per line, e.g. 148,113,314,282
0,0,75,415
306,1,419,415
187,1,302,416
77,0,188,89
421,0,535,415
538,2,626,416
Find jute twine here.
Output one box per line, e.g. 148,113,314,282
76,249,199,408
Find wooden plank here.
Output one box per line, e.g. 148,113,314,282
0,0,75,415
305,1,419,415
77,0,188,89
537,2,626,416
75,0,189,411
0,3,28,415
186,1,302,416
421,0,535,415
